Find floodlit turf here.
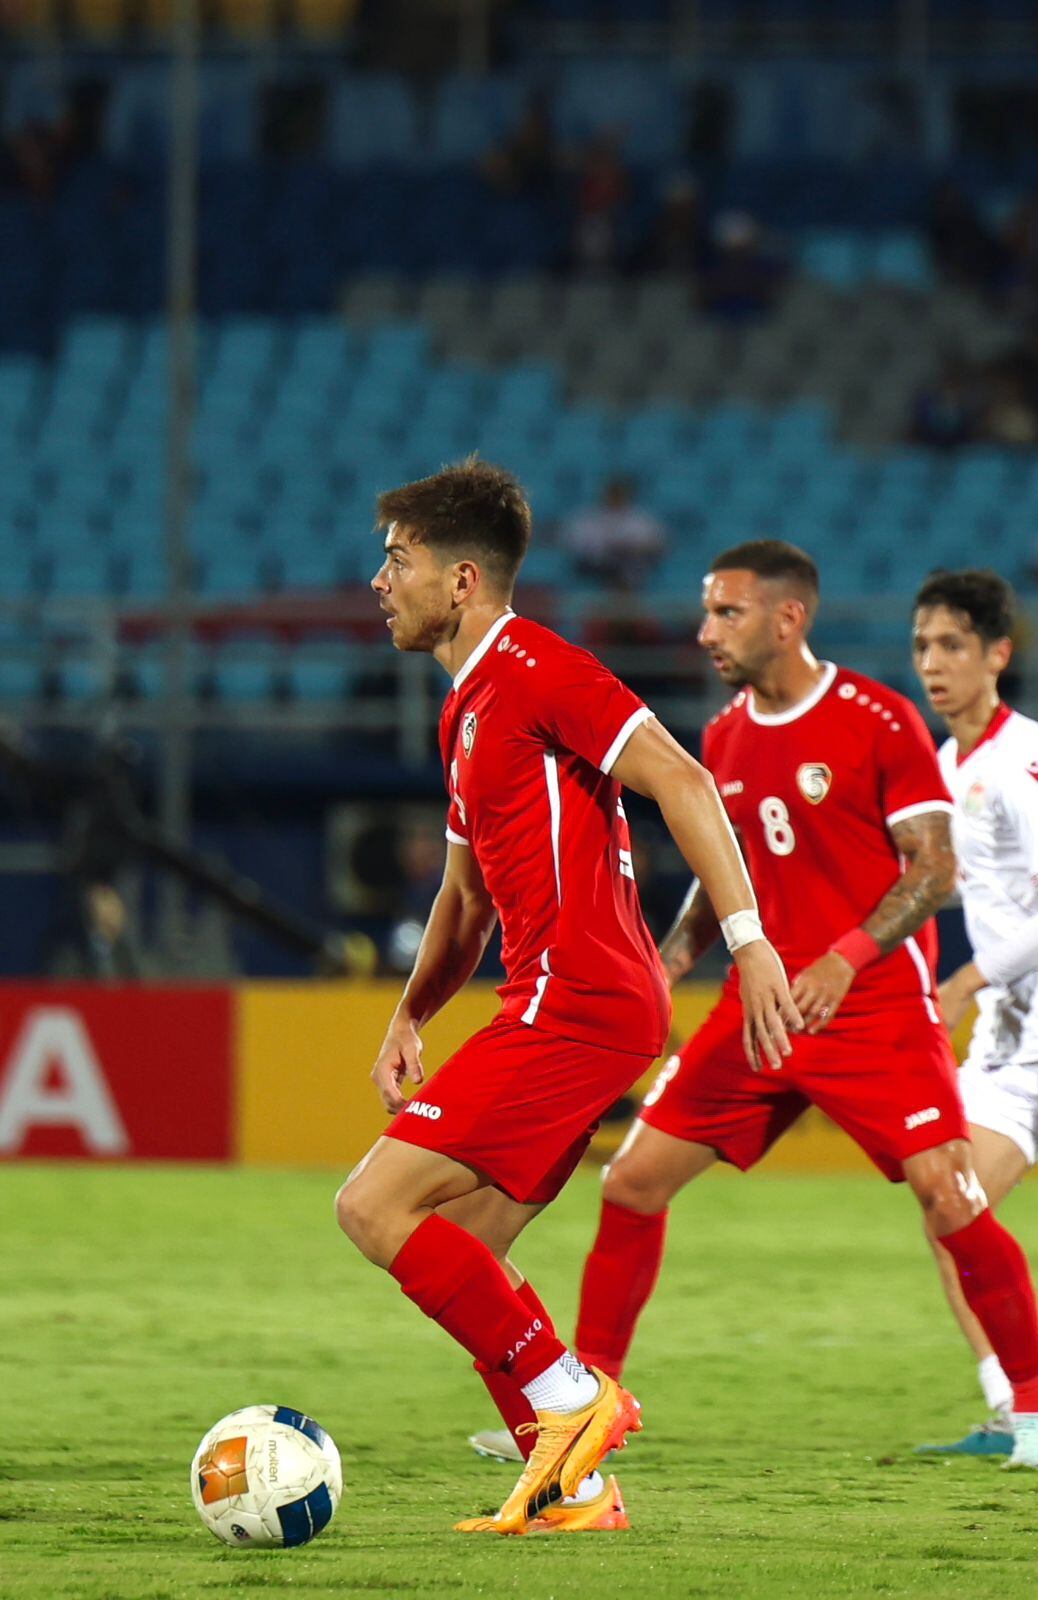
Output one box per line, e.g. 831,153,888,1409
2,1162,1037,1599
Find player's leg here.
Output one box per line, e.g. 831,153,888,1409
340,1020,651,1530
576,1117,717,1378
338,1135,639,1528
902,1136,1038,1467
576,994,804,1381
927,1127,1029,1425
438,1186,545,1465
442,1183,631,1527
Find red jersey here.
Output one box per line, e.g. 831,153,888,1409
439,611,671,1055
702,662,953,1011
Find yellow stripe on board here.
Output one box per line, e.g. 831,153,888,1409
236,981,978,1173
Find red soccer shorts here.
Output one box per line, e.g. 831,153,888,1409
385,1017,654,1204
639,988,967,1182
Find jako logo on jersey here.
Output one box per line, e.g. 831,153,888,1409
497,633,511,653
721,780,744,796
1028,760,1038,784
461,712,478,757
506,1319,543,1362
904,1106,940,1131
404,1101,442,1121
796,763,832,805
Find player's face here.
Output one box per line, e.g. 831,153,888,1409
698,569,782,687
912,604,1009,718
371,528,455,653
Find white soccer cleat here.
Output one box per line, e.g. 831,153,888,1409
468,1429,524,1464
1004,1413,1038,1470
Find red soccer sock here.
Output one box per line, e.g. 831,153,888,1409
575,1199,668,1381
940,1210,1038,1409
474,1280,550,1460
389,1214,566,1386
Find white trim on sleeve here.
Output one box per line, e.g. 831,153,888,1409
885,800,955,829
445,828,469,846
600,706,655,775
543,751,562,901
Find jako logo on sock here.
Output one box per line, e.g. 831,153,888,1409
507,1320,543,1362
404,1101,442,1121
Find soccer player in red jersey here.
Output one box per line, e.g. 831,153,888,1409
335,465,801,1534
575,539,1038,1466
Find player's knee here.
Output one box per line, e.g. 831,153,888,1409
916,1178,979,1236
602,1151,668,1214
334,1177,387,1262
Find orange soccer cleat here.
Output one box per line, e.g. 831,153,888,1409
526,1473,630,1533
456,1369,641,1536
455,1473,629,1534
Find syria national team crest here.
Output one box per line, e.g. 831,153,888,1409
461,712,478,757
796,763,832,805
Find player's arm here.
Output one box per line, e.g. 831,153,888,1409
792,808,957,1033
941,773,1038,1030
371,842,497,1113
658,877,721,986
611,718,802,1069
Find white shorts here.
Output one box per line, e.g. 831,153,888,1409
958,1058,1038,1166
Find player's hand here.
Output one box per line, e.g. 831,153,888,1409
937,962,986,1034
790,952,855,1034
371,1015,424,1113
733,940,803,1072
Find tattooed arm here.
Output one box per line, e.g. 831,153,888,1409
862,810,958,952
791,809,956,1034
371,842,497,1112
659,878,722,987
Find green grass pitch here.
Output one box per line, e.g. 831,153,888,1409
2,1162,1037,1599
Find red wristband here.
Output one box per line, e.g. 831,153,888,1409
829,928,882,972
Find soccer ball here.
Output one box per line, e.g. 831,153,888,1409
190,1405,342,1548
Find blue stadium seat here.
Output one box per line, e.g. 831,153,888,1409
428,75,526,164
288,642,355,700
798,230,867,289
556,59,682,164
868,232,935,291
327,77,421,168
0,655,42,701
212,646,281,702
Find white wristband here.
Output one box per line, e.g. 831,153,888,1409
720,909,765,954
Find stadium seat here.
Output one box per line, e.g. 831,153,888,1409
288,642,355,699
327,78,420,168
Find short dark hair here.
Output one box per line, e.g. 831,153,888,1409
709,538,820,617
913,568,1015,644
376,456,532,593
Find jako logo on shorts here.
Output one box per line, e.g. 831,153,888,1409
404,1101,442,1121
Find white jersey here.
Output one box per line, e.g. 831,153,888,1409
939,703,1038,1069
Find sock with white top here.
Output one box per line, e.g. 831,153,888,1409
521,1351,601,1413
979,1353,1014,1421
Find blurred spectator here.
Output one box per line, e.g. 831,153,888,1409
928,182,1005,299
45,881,143,981
0,82,107,204
561,477,668,588
698,211,787,321
482,90,559,200
909,355,981,450
1002,193,1038,320
633,173,709,277
570,132,631,274
983,347,1038,449
386,820,445,974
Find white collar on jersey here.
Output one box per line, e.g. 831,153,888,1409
452,609,516,691
746,660,838,726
